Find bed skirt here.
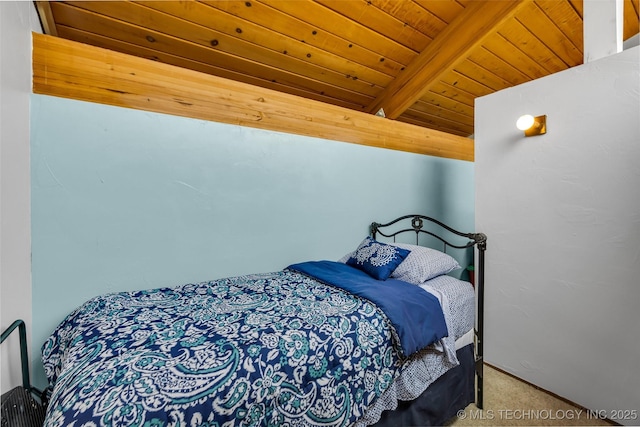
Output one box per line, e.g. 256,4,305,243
374,343,475,426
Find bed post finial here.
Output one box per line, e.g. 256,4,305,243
471,233,487,251
370,222,380,239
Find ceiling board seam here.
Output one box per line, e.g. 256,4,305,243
371,0,448,41
468,49,531,86
416,95,473,119
195,0,401,80
413,0,464,25
482,33,548,81
358,0,436,49
568,0,583,20
412,100,474,122
132,1,389,91
410,1,448,28
454,62,513,92
432,81,476,109
260,0,416,67
447,69,495,96
397,117,471,138
513,5,578,68
202,0,407,77
534,0,584,57
58,2,385,98
311,0,421,55
496,24,567,75
404,109,473,128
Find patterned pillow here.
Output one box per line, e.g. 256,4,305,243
389,242,461,284
346,237,411,280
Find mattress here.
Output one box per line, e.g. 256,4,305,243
456,328,475,350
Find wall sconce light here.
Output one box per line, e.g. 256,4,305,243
516,114,547,137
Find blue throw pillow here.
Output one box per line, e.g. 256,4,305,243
346,237,411,280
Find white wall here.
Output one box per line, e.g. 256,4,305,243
0,1,41,394
476,46,640,424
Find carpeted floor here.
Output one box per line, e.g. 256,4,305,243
446,365,615,426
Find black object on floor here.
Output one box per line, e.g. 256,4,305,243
1,320,47,427
1,386,46,427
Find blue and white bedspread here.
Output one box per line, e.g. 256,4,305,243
42,262,451,427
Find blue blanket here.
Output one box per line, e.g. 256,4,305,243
288,261,448,357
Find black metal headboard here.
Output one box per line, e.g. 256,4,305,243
371,214,486,251
370,214,486,409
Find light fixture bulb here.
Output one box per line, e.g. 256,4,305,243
516,114,535,131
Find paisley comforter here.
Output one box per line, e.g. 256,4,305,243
42,261,449,427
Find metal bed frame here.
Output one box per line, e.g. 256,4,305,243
370,214,487,409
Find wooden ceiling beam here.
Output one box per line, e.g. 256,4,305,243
366,0,531,119
32,33,475,161
35,1,57,36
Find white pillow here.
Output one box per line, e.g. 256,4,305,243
337,251,352,264
388,242,460,285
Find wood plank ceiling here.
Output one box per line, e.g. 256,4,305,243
36,0,639,139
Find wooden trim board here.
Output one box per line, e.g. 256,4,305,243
32,33,474,161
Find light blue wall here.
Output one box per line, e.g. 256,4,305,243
30,94,474,387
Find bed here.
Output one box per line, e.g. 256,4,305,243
41,214,486,427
